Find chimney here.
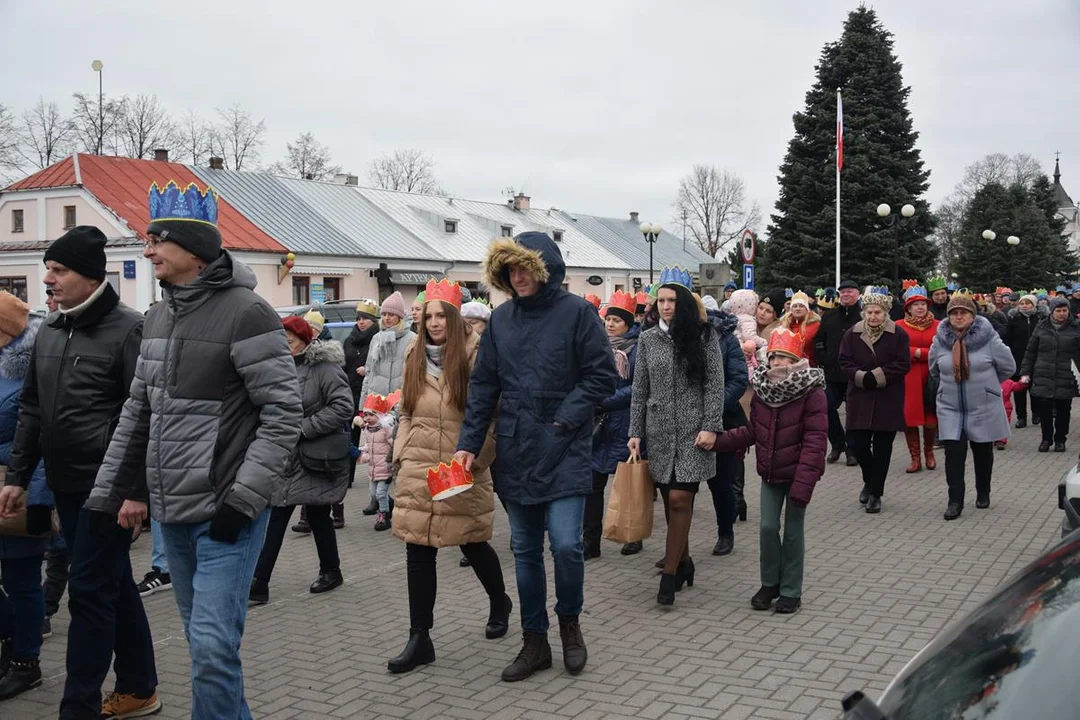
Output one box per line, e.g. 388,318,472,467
153,148,169,162
512,193,531,211
630,211,639,223
333,173,359,186
209,156,224,170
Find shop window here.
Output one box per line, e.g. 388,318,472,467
0,276,28,302
323,277,340,302
292,276,310,305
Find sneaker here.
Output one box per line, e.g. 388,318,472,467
750,585,780,610
374,511,391,531
42,616,52,640
136,569,172,597
100,690,162,718
775,596,802,614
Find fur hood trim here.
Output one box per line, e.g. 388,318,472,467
301,338,345,366
0,318,41,381
482,238,549,293
936,314,995,353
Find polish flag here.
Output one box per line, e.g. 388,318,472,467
836,92,844,171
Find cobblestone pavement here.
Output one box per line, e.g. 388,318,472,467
7,422,1069,719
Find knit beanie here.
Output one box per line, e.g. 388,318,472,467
1019,294,1037,307
460,301,491,322
282,315,314,345
1048,296,1070,312
380,291,406,320
303,309,325,334
0,291,29,349
43,226,108,281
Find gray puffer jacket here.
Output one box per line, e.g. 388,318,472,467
276,339,353,506
360,322,415,402
87,251,303,523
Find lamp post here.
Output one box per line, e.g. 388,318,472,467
877,203,916,291
640,222,663,285
91,60,103,155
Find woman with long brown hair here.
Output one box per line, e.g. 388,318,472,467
387,280,511,674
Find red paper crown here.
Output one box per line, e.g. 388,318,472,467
767,328,804,360
607,290,637,316
995,286,1011,296
424,278,463,309
584,293,601,309
363,390,401,414
902,279,919,290
425,458,474,501
634,291,649,308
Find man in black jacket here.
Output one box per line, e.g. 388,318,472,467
0,226,159,719
815,279,862,466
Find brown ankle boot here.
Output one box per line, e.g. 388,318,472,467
904,428,921,473
923,426,937,469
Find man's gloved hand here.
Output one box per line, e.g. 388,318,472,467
25,506,53,536
208,504,251,544
86,510,117,539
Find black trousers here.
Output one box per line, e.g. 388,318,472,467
1013,388,1029,422
825,381,850,452
848,430,896,497
1037,398,1072,443
583,471,609,551
255,504,339,584
406,542,505,630
943,440,993,506
707,452,736,538
44,542,69,617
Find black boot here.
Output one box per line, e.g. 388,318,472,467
620,541,643,555
0,637,10,677
387,629,435,674
675,557,695,590
657,573,676,606
501,632,552,682
858,486,870,505
865,496,882,514
291,505,311,534
485,593,513,639
310,569,344,594
249,579,269,606
944,502,962,521
712,535,733,556
361,498,379,515
332,503,345,529
750,585,780,610
0,658,42,700
558,615,588,675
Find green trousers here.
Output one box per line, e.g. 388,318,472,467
759,480,806,598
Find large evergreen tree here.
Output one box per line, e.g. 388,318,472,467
759,7,937,292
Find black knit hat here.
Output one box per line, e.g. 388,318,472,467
760,289,787,314
43,226,107,281
606,306,635,326
147,219,222,264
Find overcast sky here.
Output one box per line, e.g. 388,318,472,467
3,0,1078,251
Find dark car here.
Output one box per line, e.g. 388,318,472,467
842,530,1080,719
275,300,365,323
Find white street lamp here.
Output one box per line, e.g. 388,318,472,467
982,229,997,241
91,60,104,155
1007,235,1020,246
876,202,915,289
901,204,915,218
876,203,891,218
640,222,662,284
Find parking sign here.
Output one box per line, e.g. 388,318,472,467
743,264,754,290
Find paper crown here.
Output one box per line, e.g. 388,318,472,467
902,285,928,306
583,293,601,309
362,390,401,415
994,286,1012,296
424,278,462,309
148,181,219,227
634,290,650,308
767,328,803,360
1034,288,1049,298
658,266,693,290
789,291,811,308
426,459,474,501
784,288,794,298
415,290,426,304
607,290,637,316
862,287,892,309
947,282,959,292
926,275,948,292
647,283,659,299
902,279,920,291
814,288,825,297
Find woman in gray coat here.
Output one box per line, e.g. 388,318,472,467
629,275,724,606
251,316,354,603
929,292,1015,521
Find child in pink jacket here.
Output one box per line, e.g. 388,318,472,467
355,407,395,530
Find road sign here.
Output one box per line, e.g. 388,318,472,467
310,283,325,305
740,229,756,264
123,260,136,279
743,264,754,290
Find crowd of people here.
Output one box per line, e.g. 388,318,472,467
0,178,1078,717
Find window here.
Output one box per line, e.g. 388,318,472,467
323,277,340,302
615,284,624,292
552,230,563,242
0,276,28,302
11,209,24,233
105,272,121,301
501,225,513,237
63,205,76,230
444,219,457,233
292,276,310,305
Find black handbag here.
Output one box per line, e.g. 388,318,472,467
299,428,350,475
924,375,939,416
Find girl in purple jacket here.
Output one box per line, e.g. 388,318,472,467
713,329,828,614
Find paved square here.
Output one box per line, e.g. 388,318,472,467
6,424,1067,719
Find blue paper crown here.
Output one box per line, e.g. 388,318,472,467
658,266,692,290
947,282,959,292
148,181,219,227
868,286,890,296
903,285,928,301
784,288,794,298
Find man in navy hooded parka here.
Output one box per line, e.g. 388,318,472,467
456,232,617,683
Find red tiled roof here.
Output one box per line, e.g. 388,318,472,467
5,154,285,254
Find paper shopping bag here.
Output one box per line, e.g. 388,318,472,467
602,454,654,543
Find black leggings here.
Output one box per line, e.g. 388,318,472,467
848,430,896,497
255,504,339,584
406,542,505,630
583,471,609,550
943,440,993,506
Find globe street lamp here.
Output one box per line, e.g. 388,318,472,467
91,59,104,154
640,222,663,285
983,229,1021,287
876,202,916,291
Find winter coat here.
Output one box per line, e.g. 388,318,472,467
5,283,143,496
275,340,353,507
709,310,749,426
362,423,394,482
1005,310,1041,380
458,233,618,504
931,300,949,321
629,323,726,486
591,325,640,475
343,323,379,395
87,251,303,523
981,308,1008,339
897,318,939,428
781,313,822,366
0,320,53,560
815,303,862,384
360,323,416,405
1019,316,1080,400
838,319,911,432
394,331,497,547
713,387,828,506
929,315,1016,443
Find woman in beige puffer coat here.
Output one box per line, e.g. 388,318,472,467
386,293,512,674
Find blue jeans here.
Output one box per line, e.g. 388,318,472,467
504,496,586,633
150,519,169,574
0,555,45,660
160,510,269,720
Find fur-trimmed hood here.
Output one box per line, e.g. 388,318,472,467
482,232,563,299
707,308,739,338
935,314,996,353
0,318,41,381
299,338,345,366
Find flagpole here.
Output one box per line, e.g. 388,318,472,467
835,88,842,287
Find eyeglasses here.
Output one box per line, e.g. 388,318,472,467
144,235,168,248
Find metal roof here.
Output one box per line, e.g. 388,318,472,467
561,212,714,271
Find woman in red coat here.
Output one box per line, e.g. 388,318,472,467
780,291,822,366
896,284,940,473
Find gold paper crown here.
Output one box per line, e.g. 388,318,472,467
424,279,462,309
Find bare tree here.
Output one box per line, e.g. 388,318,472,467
955,152,1043,203
368,149,446,194
0,104,23,180
177,110,213,165
931,196,965,276
672,165,761,258
117,94,177,159
268,132,342,181
211,104,265,170
18,99,73,169
71,91,125,155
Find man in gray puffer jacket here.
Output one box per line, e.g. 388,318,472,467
86,181,302,720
